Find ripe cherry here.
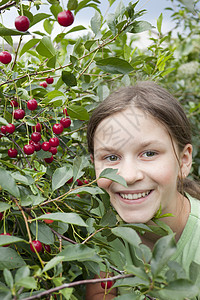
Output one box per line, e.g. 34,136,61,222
15,15,30,32
0,51,12,64
44,155,54,163
0,212,3,221
30,240,43,253
63,108,69,116
43,244,51,253
53,123,63,134
44,213,54,224
1,126,7,134
60,117,71,128
49,137,59,147
84,179,89,184
32,123,42,132
46,77,54,84
8,148,18,158
23,144,35,155
66,177,73,184
27,99,38,111
13,109,25,120
57,10,74,27
0,233,11,247
49,147,57,155
31,132,41,142
10,100,19,107
30,141,41,152
101,279,113,289
42,142,50,151
77,179,84,186
6,124,15,134
40,81,48,88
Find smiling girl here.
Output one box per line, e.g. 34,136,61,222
86,81,200,299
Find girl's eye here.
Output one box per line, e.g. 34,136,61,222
142,151,157,158
105,154,119,162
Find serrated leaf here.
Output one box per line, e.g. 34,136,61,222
37,212,87,227
0,248,26,270
36,36,56,58
112,227,141,247
20,39,40,57
0,168,20,198
67,104,89,120
99,168,127,187
52,166,73,191
96,57,134,74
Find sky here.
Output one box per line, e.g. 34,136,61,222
2,0,175,47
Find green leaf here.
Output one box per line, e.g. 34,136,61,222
47,55,57,68
30,222,54,245
0,27,29,36
96,57,134,74
15,266,30,283
67,0,78,10
3,269,13,289
0,117,8,125
50,4,62,18
36,36,56,58
68,186,104,195
151,234,176,277
52,166,73,191
37,212,87,227
0,235,25,247
112,227,141,247
157,13,163,34
99,168,127,187
16,277,37,289
72,156,89,183
0,168,20,198
43,19,54,35
20,39,40,57
106,13,117,36
30,13,51,27
178,0,195,13
0,24,13,46
0,202,10,212
62,71,77,87
65,25,86,35
11,172,34,185
58,244,96,261
128,20,153,33
0,248,26,270
91,11,101,36
42,256,65,273
114,293,140,299
46,90,65,99
67,104,89,120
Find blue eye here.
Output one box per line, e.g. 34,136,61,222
105,155,119,161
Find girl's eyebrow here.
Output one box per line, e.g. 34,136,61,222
139,140,164,148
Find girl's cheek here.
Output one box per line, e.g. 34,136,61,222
97,178,112,189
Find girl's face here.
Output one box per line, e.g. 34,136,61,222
92,107,192,224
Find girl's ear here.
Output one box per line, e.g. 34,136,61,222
179,143,193,178
90,154,94,164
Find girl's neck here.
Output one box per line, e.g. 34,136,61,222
139,194,191,250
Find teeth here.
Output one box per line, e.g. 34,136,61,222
120,191,151,200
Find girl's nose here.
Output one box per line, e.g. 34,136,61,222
118,159,144,185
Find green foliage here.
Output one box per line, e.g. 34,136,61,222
0,0,200,299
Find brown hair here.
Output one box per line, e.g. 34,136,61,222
87,81,200,200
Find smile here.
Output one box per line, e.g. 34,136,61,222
119,190,151,200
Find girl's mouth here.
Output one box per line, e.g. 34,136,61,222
119,190,152,201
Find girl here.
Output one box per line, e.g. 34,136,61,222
86,81,200,299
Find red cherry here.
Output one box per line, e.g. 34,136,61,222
23,144,35,155
77,179,84,186
44,155,54,163
53,123,63,134
42,142,50,151
57,10,74,27
13,109,25,120
15,15,30,32
1,126,7,134
30,240,43,253
30,140,41,152
43,244,51,253
63,108,69,116
10,100,19,107
49,137,59,147
27,99,38,111
5,123,15,134
44,213,54,224
40,81,47,88
46,77,54,84
101,279,113,289
0,212,3,221
8,148,18,158
49,147,57,155
32,123,42,132
66,177,73,184
31,132,41,142
84,179,89,184
0,51,12,64
60,117,71,128
0,233,11,247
